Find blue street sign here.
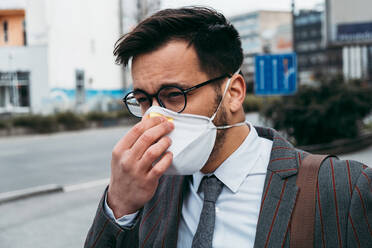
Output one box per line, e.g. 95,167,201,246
254,53,297,95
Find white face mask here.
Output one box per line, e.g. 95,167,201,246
144,72,246,175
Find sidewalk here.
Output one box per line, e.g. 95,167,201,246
0,185,105,248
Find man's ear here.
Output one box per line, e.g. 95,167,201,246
227,74,246,113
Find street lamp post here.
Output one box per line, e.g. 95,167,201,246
291,0,296,52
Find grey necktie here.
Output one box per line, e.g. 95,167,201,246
192,175,224,248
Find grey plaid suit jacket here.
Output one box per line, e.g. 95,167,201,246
85,127,372,247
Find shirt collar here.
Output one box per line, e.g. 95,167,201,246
192,122,262,193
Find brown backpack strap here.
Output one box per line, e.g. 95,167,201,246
290,154,335,248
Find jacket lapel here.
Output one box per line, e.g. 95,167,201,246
150,175,189,248
254,127,300,248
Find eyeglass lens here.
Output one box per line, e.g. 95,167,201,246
125,87,186,117
125,91,150,117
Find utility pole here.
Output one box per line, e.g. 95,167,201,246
8,54,19,109
118,0,161,90
291,0,300,85
118,0,128,89
291,0,296,53
324,0,331,47
136,0,144,23
119,0,124,36
136,0,161,22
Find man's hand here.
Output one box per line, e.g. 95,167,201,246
107,116,174,218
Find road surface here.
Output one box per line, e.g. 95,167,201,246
0,185,103,248
0,126,130,193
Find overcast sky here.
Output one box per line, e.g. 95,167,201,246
161,0,323,17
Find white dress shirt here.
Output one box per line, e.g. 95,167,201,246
105,122,273,247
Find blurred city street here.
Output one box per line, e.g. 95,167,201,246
1,0,372,247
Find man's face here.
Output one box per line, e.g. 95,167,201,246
131,40,229,164
131,40,233,167
131,40,225,119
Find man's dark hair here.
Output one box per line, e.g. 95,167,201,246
113,6,243,78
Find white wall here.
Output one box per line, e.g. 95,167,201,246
25,0,48,46
0,0,26,10
46,0,123,91
0,45,49,114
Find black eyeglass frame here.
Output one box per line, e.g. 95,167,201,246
123,73,232,117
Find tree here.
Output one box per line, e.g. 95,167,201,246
261,76,372,145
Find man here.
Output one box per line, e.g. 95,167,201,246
85,7,371,248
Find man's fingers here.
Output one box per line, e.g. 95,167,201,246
148,151,173,179
139,136,172,172
131,120,174,158
115,116,167,151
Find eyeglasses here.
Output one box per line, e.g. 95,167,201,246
123,74,231,117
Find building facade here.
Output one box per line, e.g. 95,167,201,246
294,9,323,82
0,0,159,115
229,11,293,85
326,0,372,81
293,8,343,84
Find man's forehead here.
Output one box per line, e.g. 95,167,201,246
130,42,207,92
132,40,196,65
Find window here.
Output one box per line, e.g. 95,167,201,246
311,29,318,37
3,20,8,42
0,86,5,107
23,20,27,46
298,56,307,67
0,71,30,108
75,70,85,105
17,85,29,106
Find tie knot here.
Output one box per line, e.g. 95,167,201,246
200,175,224,203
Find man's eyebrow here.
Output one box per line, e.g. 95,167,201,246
134,82,190,92
159,82,189,89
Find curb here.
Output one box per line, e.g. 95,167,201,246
0,178,109,205
0,118,139,138
0,184,63,205
63,178,109,193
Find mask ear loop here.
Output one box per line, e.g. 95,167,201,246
210,70,241,122
216,122,246,129
209,78,231,122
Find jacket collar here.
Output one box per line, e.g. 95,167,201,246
255,126,299,179
192,122,264,193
